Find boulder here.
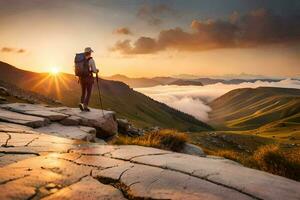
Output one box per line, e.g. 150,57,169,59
49,107,118,138
180,143,206,157
117,118,130,133
35,123,96,142
0,87,9,96
60,116,81,126
117,118,144,136
0,108,49,128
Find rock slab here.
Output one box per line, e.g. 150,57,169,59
35,123,96,142
0,103,118,138
0,108,49,128
0,125,299,200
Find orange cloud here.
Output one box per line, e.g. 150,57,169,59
1,47,26,53
113,27,132,35
112,9,300,54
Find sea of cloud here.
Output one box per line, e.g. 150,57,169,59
135,79,300,122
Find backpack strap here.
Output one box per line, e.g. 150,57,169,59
86,57,93,76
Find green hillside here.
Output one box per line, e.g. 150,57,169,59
0,61,212,131
209,87,300,130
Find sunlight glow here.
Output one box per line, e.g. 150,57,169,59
50,67,60,75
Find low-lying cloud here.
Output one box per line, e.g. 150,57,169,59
135,79,300,122
113,8,300,54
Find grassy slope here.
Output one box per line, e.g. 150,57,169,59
195,87,300,155
0,61,212,131
209,87,300,131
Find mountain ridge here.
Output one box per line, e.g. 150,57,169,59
0,61,212,131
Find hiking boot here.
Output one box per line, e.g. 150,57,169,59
78,103,84,111
84,106,90,112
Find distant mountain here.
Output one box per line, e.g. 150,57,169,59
0,61,212,131
169,79,203,86
209,87,300,131
105,74,177,88
105,74,282,88
173,73,283,80
193,78,282,85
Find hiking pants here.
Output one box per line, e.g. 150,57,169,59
79,76,94,106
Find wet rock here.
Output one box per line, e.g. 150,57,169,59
42,176,126,200
0,108,49,128
0,154,37,167
180,143,206,157
35,123,96,142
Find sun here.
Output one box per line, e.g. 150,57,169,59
50,67,60,75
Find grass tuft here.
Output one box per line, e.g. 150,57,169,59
208,144,300,181
213,150,242,162
112,129,188,152
252,145,300,180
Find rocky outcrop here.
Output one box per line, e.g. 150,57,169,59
180,143,206,156
0,103,68,121
0,103,117,138
117,118,144,136
0,125,299,200
0,108,49,128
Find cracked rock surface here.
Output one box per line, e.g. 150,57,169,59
0,125,299,200
0,103,117,138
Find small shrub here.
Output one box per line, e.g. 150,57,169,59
213,150,241,162
113,129,188,152
252,145,300,180
206,145,300,181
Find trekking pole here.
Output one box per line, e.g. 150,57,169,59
96,72,105,117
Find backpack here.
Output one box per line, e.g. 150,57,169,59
74,53,92,77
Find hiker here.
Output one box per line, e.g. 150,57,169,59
74,47,99,112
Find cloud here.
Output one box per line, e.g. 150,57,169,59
1,47,26,53
135,79,300,122
137,3,176,26
113,27,132,35
113,8,300,54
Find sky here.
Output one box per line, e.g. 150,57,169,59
0,0,299,77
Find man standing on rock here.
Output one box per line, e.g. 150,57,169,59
75,47,99,112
